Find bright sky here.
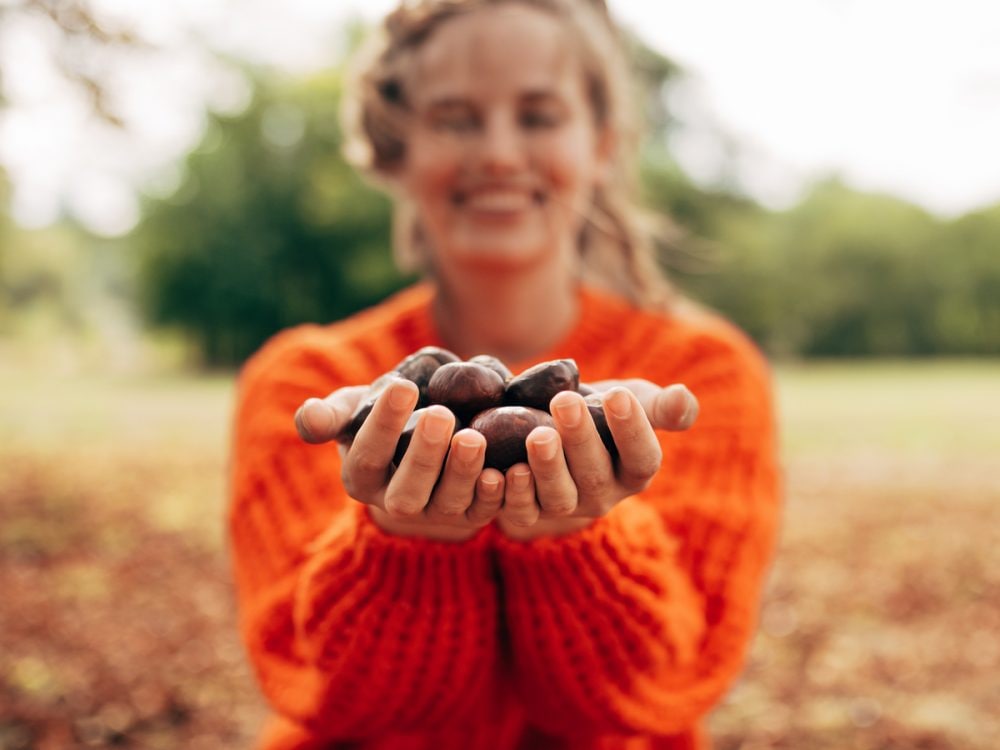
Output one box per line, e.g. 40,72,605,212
0,0,998,235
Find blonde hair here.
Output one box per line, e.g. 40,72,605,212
341,0,677,309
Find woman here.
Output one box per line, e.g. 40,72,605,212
229,1,781,748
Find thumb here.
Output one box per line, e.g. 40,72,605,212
652,384,699,432
295,384,369,443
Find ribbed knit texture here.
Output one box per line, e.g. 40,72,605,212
228,282,781,750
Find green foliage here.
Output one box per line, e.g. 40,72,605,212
663,179,1000,357
130,51,1000,365
134,70,413,367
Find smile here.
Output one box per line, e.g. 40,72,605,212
453,188,546,212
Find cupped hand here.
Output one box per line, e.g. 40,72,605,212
496,381,699,540
294,377,504,541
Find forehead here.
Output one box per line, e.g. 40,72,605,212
411,5,583,102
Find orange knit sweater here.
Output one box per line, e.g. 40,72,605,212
228,283,781,750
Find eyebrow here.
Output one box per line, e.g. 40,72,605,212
425,89,566,109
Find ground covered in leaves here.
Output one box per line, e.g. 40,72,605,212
1,362,998,748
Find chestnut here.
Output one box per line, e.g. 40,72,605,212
467,354,513,383
583,394,618,460
394,353,441,405
504,358,580,411
402,346,461,367
469,406,554,471
427,362,506,422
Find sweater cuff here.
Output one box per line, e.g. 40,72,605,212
492,499,674,562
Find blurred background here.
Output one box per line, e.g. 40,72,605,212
1,0,998,748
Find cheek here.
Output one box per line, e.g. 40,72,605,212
405,134,461,200
538,129,599,193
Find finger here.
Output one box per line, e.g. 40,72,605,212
295,385,369,443
426,429,486,524
342,380,419,501
603,387,663,494
500,464,539,527
650,384,699,431
384,405,455,519
525,426,578,517
466,469,505,526
548,390,614,507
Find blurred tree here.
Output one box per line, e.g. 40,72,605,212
934,205,1000,354
134,70,411,368
0,0,141,125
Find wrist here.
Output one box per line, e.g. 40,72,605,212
367,504,481,542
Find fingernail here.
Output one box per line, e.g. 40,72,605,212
533,432,558,461
606,389,633,419
552,397,583,429
456,434,481,462
421,409,453,443
388,383,416,410
302,399,333,437
481,475,500,492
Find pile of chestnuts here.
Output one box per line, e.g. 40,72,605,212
336,346,617,471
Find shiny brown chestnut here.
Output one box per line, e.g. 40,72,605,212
504,358,580,411
469,406,554,472
583,394,618,460
467,354,513,383
427,362,506,422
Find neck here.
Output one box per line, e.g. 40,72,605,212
431,264,580,365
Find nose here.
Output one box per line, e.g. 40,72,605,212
474,112,526,174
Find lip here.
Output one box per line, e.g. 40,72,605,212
453,184,546,211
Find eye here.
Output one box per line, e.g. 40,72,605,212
519,99,566,129
427,105,480,133
521,109,562,129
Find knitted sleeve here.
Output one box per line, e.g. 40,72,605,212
494,322,781,737
228,325,500,739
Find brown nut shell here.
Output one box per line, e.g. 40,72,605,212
427,362,506,422
467,354,513,382
583,394,618,460
394,353,441,405
401,346,461,367
504,358,580,411
469,406,554,472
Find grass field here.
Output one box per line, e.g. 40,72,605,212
1,360,998,748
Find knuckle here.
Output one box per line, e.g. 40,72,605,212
351,452,385,477
542,498,576,516
384,496,423,519
506,511,539,528
407,450,443,474
620,471,654,494
574,470,607,497
429,500,468,520
341,467,371,501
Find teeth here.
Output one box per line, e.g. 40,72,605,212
464,191,534,212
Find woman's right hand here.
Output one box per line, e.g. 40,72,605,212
294,377,505,541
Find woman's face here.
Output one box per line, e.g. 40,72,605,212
398,4,611,275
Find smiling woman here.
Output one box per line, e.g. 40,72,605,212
227,1,781,749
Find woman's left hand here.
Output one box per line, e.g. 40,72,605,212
496,381,699,540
